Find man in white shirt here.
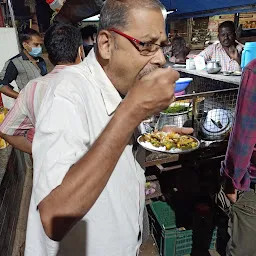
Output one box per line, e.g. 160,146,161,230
25,0,187,255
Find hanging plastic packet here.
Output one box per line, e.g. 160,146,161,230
46,0,66,12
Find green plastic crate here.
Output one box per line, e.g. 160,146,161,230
148,201,217,256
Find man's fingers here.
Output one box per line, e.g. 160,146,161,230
226,189,238,204
179,127,194,134
226,193,237,204
161,125,194,134
143,67,180,83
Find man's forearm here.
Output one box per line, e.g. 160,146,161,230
0,85,19,99
235,54,241,65
0,132,32,154
38,102,140,241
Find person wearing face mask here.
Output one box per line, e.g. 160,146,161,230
0,23,84,154
0,29,47,99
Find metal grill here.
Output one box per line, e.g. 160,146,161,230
145,88,239,142
181,88,238,141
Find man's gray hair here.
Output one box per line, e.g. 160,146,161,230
98,0,166,32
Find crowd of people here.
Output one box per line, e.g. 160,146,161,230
0,0,255,255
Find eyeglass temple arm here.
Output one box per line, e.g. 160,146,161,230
108,28,145,46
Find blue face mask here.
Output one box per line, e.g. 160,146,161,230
29,46,42,57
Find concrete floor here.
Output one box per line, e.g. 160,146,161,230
139,236,159,256
139,236,220,256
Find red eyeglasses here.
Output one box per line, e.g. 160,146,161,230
108,28,163,56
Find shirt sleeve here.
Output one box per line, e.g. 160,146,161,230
198,44,214,62
0,89,32,136
32,76,90,206
221,61,256,191
0,60,18,88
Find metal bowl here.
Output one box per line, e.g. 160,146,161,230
206,60,221,74
206,67,221,74
155,103,192,130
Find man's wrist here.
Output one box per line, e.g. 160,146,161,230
116,100,145,130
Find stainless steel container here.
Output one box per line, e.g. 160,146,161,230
206,60,221,74
155,105,191,130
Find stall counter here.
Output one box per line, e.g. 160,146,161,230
174,68,241,86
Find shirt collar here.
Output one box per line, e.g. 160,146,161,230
20,51,29,60
84,50,122,116
54,65,67,70
216,43,223,50
49,65,67,74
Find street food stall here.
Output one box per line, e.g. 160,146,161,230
139,2,256,255
141,69,240,255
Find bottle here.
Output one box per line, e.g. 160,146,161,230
186,58,196,70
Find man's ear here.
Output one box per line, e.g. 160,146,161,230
79,45,85,61
22,42,28,51
76,45,85,63
97,30,115,60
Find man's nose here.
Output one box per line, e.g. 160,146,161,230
151,48,166,67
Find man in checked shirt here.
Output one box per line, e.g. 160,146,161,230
199,21,243,72
221,59,256,256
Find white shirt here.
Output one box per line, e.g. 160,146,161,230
25,50,146,256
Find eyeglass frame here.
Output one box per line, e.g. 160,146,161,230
108,28,163,56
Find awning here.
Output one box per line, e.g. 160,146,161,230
163,0,256,19
54,0,103,24
55,0,256,24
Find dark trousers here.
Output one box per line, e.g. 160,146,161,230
226,189,256,256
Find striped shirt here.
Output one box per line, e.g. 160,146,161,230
0,65,65,140
199,43,242,72
0,52,47,91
